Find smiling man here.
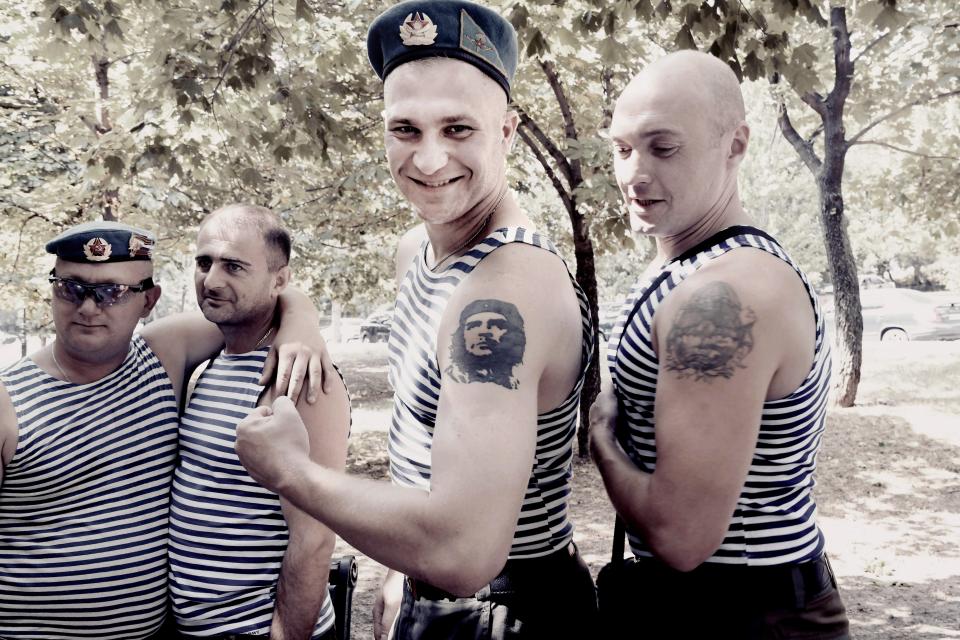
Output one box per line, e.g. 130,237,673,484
0,221,328,640
231,2,597,639
589,51,849,638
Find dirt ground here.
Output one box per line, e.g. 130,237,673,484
331,341,960,639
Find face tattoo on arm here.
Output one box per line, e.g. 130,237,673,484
665,281,756,382
445,299,526,390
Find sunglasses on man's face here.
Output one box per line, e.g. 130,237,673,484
48,270,155,307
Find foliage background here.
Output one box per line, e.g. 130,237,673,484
1,0,958,380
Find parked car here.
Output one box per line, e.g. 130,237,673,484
358,313,392,343
859,288,960,341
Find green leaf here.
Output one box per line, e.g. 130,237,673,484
241,167,262,186
674,25,697,51
598,37,622,65
296,0,315,23
104,155,124,176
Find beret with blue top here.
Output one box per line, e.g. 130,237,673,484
367,0,518,99
45,220,155,263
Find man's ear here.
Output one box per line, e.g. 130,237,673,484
273,265,291,293
140,285,162,319
728,121,750,168
502,109,520,153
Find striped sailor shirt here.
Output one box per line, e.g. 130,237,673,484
170,346,333,638
0,334,178,640
168,347,334,638
608,226,832,566
387,226,594,559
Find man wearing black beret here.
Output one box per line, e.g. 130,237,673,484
0,220,330,639
233,1,599,639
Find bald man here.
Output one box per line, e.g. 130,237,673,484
589,51,850,638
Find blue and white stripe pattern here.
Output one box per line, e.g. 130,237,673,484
0,335,177,639
387,227,594,559
608,226,832,566
169,348,334,638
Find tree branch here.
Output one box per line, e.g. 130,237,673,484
514,105,573,189
826,7,853,114
848,89,960,145
777,102,822,175
852,32,890,65
538,59,582,185
516,125,573,213
210,0,271,101
849,139,960,161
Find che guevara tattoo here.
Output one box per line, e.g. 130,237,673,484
665,281,756,382
445,299,526,390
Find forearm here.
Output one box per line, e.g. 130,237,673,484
271,534,335,640
278,465,489,594
593,435,717,571
278,287,320,324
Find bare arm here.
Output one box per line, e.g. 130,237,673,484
237,258,564,595
591,257,810,571
270,377,351,640
0,382,16,485
141,287,331,404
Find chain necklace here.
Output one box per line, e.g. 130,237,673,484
427,188,507,272
50,348,75,384
254,326,275,349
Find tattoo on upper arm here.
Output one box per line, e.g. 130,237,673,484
665,281,756,382
444,299,526,390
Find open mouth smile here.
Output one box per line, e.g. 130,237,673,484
411,176,463,188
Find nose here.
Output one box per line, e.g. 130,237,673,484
76,294,100,315
618,154,652,192
201,263,226,291
412,134,448,176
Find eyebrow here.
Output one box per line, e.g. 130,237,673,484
610,128,682,142
387,115,477,126
196,254,253,267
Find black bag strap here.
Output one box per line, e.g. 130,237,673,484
611,516,625,563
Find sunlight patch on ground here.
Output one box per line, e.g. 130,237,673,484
850,404,960,448
821,513,960,582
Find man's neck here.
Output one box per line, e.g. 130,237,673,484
221,312,276,355
48,341,127,384
425,189,523,264
655,192,752,263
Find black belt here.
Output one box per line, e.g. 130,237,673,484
408,542,578,601
636,553,837,609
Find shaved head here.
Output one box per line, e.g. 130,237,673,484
200,204,291,271
618,51,745,142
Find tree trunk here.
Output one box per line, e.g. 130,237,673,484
571,212,601,458
818,173,862,407
93,54,118,221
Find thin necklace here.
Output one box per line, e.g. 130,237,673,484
51,349,74,384
254,326,275,350
428,188,507,272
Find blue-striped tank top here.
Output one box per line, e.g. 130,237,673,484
387,226,594,559
0,334,178,639
608,226,832,566
168,348,334,638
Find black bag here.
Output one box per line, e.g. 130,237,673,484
596,517,636,632
329,555,359,640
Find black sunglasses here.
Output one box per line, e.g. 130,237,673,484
48,270,155,307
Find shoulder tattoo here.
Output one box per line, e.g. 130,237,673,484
664,281,756,382
444,298,526,390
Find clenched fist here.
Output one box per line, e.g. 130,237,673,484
236,395,311,492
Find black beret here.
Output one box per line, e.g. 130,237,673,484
45,221,155,263
367,0,518,99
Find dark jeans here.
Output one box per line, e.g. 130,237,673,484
394,543,598,639
600,554,850,639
